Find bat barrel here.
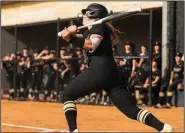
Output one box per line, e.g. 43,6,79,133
102,7,142,23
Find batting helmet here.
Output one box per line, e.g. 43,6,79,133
81,3,108,19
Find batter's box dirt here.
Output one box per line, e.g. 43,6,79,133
2,100,184,132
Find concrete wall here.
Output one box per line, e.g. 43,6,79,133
176,1,184,54
2,1,163,27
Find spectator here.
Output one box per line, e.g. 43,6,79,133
138,44,150,72
1,53,15,100
58,48,70,92
18,47,31,100
36,46,53,101
119,41,136,83
28,49,43,101
129,59,149,105
166,53,184,108
156,67,171,108
151,59,161,107
15,52,23,100
153,41,161,70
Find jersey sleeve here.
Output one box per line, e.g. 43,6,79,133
90,24,105,36
156,70,161,77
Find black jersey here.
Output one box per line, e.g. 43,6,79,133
82,24,119,87
173,61,184,80
139,52,150,70
135,67,148,83
20,55,31,71
153,52,161,69
152,69,161,85
59,60,67,71
85,24,113,61
30,58,42,72
2,60,14,73
121,51,136,70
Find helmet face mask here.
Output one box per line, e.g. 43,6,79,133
81,3,108,19
82,9,100,19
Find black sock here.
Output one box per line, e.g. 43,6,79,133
136,109,164,131
63,101,77,132
167,91,173,105
167,96,173,105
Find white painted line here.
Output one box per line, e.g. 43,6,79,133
2,122,122,132
1,123,56,131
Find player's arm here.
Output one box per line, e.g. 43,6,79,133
152,76,160,86
138,58,144,68
26,58,31,68
19,58,25,66
169,71,174,85
36,50,45,60
152,70,161,85
131,59,136,77
52,63,58,70
119,60,126,66
60,25,103,52
62,61,70,73
143,77,149,88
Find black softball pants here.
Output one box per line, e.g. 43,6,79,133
62,67,140,120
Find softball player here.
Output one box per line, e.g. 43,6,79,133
60,3,173,132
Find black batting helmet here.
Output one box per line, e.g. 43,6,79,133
81,3,108,19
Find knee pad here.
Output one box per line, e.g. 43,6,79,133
9,88,15,94
102,90,107,96
20,88,24,93
167,91,173,97
29,88,33,93
159,92,165,97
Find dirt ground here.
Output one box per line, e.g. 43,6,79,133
1,100,184,132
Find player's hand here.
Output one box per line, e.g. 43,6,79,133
11,53,15,58
131,71,135,77
169,80,173,85
143,83,149,88
60,27,71,41
67,25,77,35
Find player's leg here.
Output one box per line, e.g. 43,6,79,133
62,69,104,132
166,79,183,107
152,85,160,106
105,86,172,132
156,82,168,108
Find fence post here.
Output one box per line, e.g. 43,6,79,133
148,10,153,106
56,18,60,100
14,25,18,98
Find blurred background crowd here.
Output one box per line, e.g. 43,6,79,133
1,40,184,109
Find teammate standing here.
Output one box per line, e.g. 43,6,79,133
119,41,136,83
59,3,173,132
2,53,15,100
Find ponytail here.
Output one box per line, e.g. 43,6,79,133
105,22,121,45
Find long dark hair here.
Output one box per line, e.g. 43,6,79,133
105,22,121,45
